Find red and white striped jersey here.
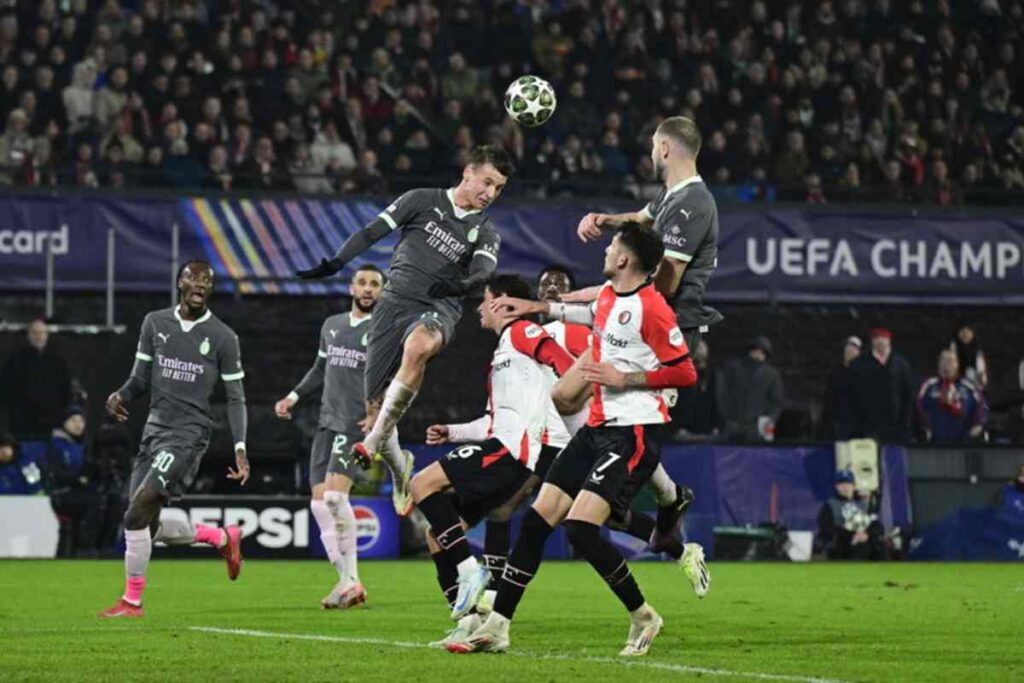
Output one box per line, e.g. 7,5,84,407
542,320,592,441
588,282,690,426
484,320,564,470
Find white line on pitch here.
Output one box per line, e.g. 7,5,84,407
188,626,850,683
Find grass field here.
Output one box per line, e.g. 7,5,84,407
0,559,1019,682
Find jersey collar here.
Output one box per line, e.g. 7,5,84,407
664,174,704,198
174,305,212,332
446,188,481,219
349,313,372,327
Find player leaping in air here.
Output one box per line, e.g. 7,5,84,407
99,260,249,618
274,264,386,609
573,116,720,555
297,145,515,516
451,224,699,656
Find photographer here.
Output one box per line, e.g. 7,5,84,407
817,470,886,560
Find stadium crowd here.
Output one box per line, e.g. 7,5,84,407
0,0,1021,202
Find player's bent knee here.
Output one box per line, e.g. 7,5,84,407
564,519,601,550
124,487,163,530
410,463,448,502
532,484,573,527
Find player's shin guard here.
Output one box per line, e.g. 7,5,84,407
625,510,683,559
493,508,553,621
324,490,359,584
565,520,645,612
311,498,346,582
483,519,510,586
365,380,417,463
419,493,472,566
123,527,152,606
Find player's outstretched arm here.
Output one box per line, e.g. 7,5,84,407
430,415,490,444
577,210,653,242
559,285,603,303
107,315,157,421
275,354,326,419
297,219,392,279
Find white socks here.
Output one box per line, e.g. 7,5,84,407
311,498,346,583
324,490,360,586
648,464,677,507
365,380,417,471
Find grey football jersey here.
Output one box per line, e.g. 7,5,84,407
135,307,244,430
644,177,724,330
377,187,500,315
317,312,370,432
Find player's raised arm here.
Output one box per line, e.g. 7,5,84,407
220,332,249,486
275,322,328,420
106,314,156,422
297,191,421,280
577,209,654,243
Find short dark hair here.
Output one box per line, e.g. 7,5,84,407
537,264,575,290
656,116,702,158
353,263,386,283
467,145,515,178
486,273,532,300
615,223,664,275
176,259,213,281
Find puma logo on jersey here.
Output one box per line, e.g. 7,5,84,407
679,208,693,220
156,332,170,343
329,329,338,338
433,207,446,220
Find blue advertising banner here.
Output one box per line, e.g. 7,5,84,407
2,192,1022,304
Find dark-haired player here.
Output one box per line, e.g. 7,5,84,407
575,115,719,550
99,260,249,617
274,264,385,609
453,224,699,656
411,273,575,645
298,145,515,517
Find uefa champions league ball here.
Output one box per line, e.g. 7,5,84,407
504,75,557,127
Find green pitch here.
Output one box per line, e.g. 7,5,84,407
0,560,1019,682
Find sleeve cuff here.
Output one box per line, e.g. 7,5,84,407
641,205,655,220
221,371,245,381
664,249,692,262
135,351,153,361
473,249,498,263
234,442,247,453
286,391,299,403
317,350,328,358
379,212,397,229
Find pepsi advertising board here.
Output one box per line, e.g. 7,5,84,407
159,495,399,559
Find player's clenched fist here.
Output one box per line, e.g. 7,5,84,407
105,391,129,422
274,395,295,420
577,213,609,242
426,424,450,445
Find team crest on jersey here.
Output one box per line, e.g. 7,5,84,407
467,227,479,243
525,324,542,338
199,337,210,355
361,333,369,346
618,311,632,325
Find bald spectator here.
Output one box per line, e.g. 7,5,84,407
0,320,72,440
916,350,987,445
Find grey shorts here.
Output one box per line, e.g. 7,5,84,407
363,292,460,401
129,423,210,501
309,426,364,487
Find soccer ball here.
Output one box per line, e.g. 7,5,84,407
504,75,557,127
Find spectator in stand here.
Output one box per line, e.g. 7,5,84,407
817,470,886,561
923,159,963,206
847,328,915,442
822,336,862,440
950,323,988,389
0,319,71,441
916,350,987,445
341,149,386,195
676,340,719,440
716,336,783,442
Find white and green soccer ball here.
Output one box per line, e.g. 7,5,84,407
503,75,556,127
